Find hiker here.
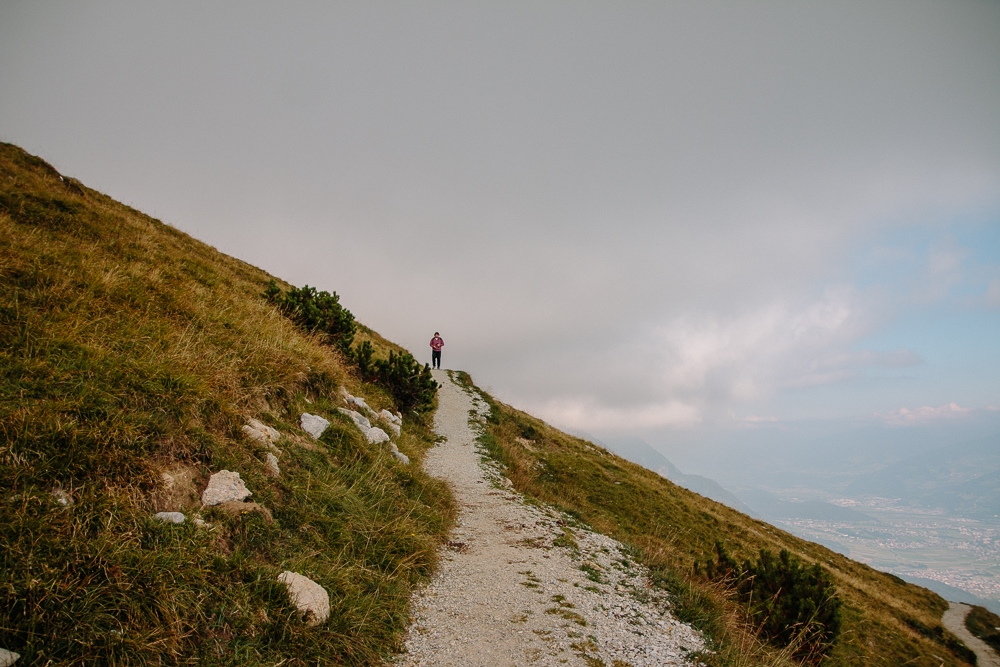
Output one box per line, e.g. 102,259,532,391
429,332,444,369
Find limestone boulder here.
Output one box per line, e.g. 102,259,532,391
153,511,185,524
366,427,390,445
0,648,20,667
300,413,330,440
201,470,252,506
277,571,330,626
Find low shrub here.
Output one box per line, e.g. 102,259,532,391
698,541,842,662
351,342,437,414
263,280,355,353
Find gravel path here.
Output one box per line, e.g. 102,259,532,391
395,370,704,667
942,602,1000,667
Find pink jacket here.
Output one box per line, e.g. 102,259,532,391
430,336,444,351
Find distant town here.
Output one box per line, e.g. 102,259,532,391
777,497,1000,610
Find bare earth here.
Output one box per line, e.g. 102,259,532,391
942,602,1000,667
395,370,704,667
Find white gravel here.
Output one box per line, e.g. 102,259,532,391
395,370,705,667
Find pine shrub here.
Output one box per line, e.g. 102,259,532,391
699,541,842,662
263,280,355,353
351,345,437,414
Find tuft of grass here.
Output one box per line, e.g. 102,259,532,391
0,143,455,665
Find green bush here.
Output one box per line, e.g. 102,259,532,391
264,280,355,353
351,343,436,414
699,541,842,662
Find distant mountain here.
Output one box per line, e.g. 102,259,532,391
591,435,756,516
732,488,878,523
846,433,1000,518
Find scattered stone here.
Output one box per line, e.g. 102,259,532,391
51,488,72,506
278,571,331,626
153,511,185,524
264,452,280,477
193,516,211,528
367,427,390,445
201,470,252,506
300,413,330,440
243,419,282,453
0,648,20,667
390,443,411,465
379,408,403,427
337,407,371,432
214,501,273,522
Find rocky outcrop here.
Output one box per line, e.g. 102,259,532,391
201,470,252,506
277,571,330,627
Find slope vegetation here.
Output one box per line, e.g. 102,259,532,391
0,143,453,665
0,143,978,666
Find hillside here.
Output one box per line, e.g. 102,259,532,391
0,142,982,666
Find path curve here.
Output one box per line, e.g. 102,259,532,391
395,370,704,667
942,602,1000,667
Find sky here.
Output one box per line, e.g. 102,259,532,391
2,1,999,471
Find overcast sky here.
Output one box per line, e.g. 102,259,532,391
3,1,999,460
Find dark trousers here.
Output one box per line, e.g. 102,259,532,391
432,350,441,369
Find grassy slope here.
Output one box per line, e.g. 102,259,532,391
0,142,975,666
0,143,454,665
458,373,976,666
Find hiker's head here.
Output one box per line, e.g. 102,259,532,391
434,332,439,336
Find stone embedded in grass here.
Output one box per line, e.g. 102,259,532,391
366,427,390,445
242,419,282,453
390,443,410,465
265,452,280,477
201,470,252,506
277,571,330,627
0,648,20,666
379,409,402,436
337,407,371,432
300,413,330,439
153,511,185,524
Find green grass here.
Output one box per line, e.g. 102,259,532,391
452,371,977,666
965,605,1000,653
0,143,454,665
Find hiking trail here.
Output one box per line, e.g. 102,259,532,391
395,370,705,666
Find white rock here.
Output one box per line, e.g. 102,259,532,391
153,511,185,524
385,421,401,437
277,571,330,626
265,452,280,478
242,418,280,446
193,516,211,528
392,450,410,465
51,488,72,506
337,408,371,432
0,648,20,667
366,427,390,445
201,470,252,506
379,409,402,426
300,413,330,439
